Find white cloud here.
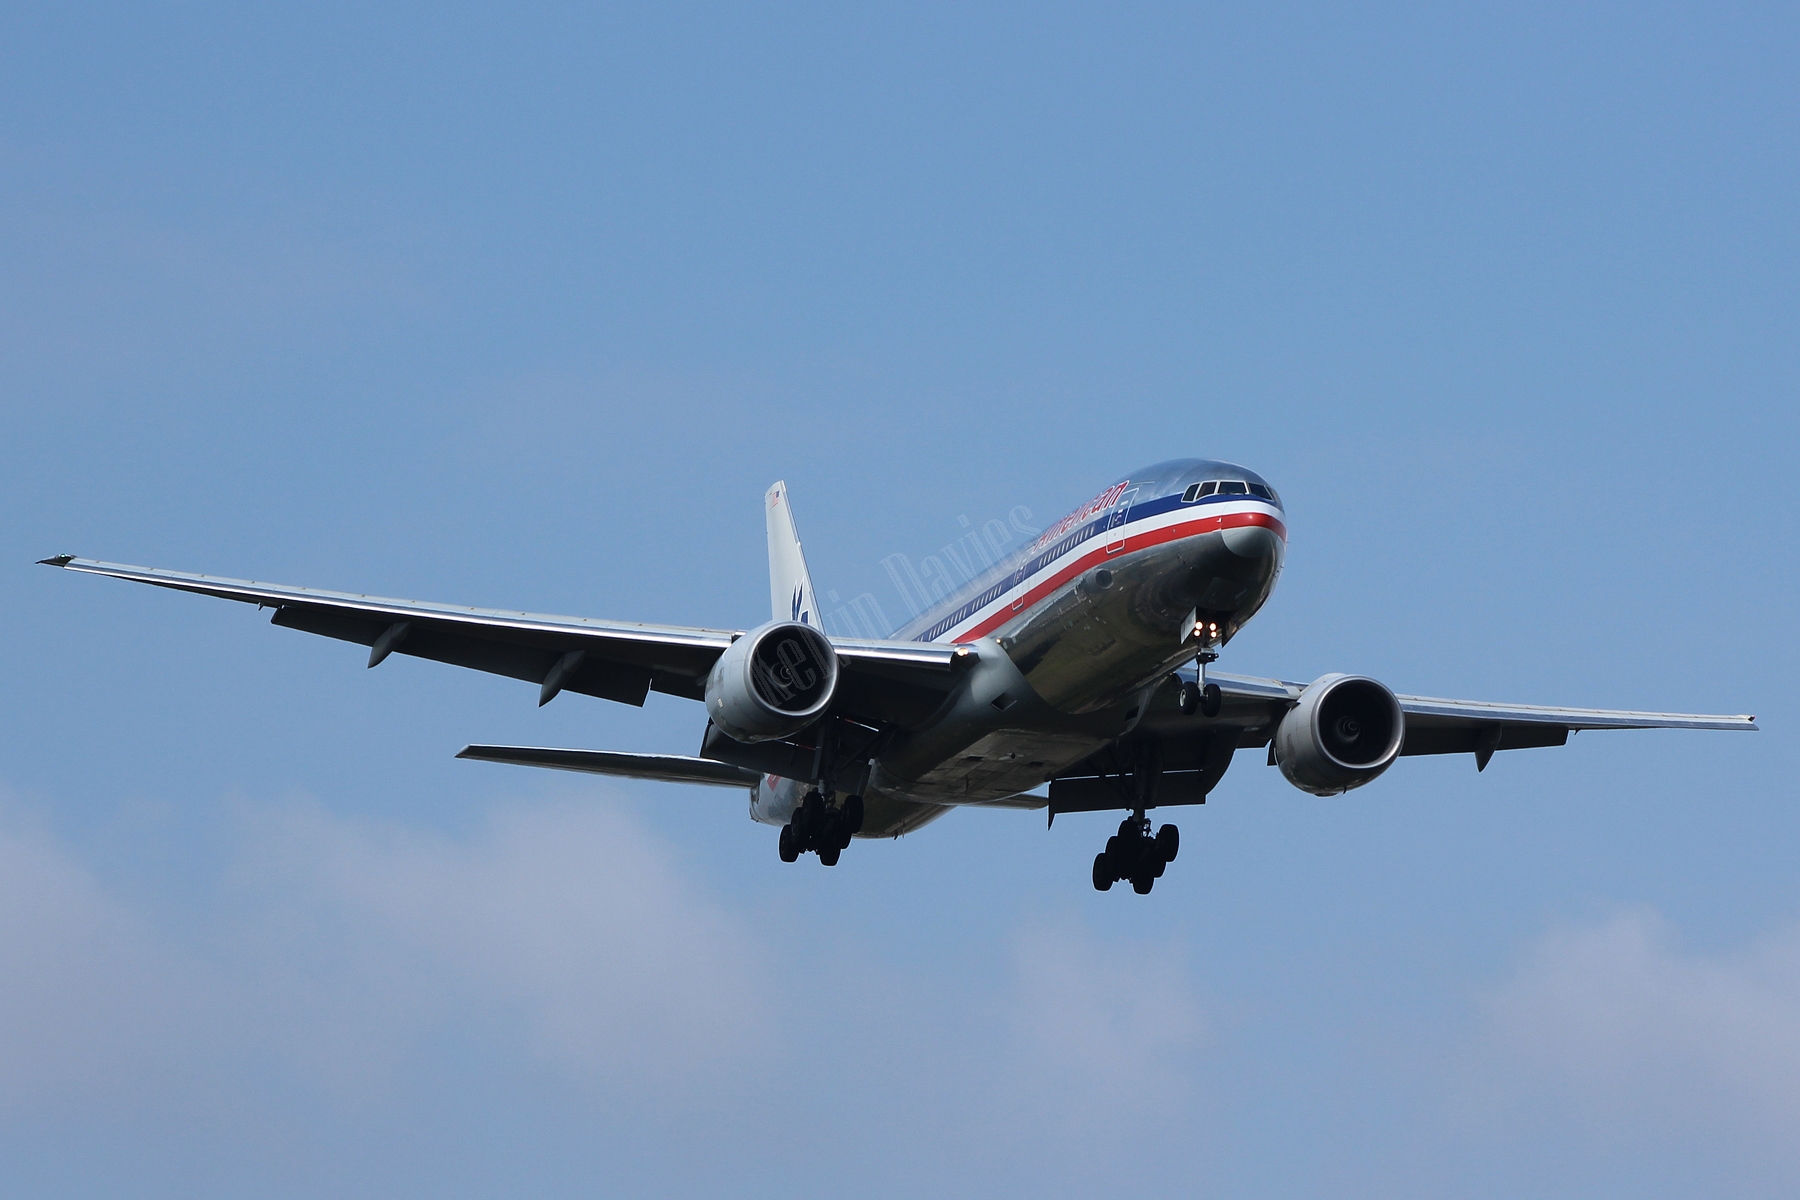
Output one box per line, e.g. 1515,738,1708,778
0,787,1235,1195
1007,919,1206,1092
0,791,771,1112
0,812,214,1097
1485,909,1800,1156
222,799,771,1079
969,917,1210,1149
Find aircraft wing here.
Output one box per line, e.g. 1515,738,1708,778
1153,669,1756,766
39,556,971,723
1386,689,1757,767
1051,669,1756,813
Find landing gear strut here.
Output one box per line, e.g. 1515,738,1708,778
1092,810,1179,894
1179,647,1223,718
781,790,864,866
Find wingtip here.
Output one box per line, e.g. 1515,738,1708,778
37,554,76,567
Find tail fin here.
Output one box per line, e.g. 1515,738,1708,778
765,481,821,626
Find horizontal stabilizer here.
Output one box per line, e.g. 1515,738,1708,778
457,745,760,787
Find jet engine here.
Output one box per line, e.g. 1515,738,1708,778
704,621,839,743
1273,673,1405,795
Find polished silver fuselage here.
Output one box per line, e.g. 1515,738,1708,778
750,459,1288,836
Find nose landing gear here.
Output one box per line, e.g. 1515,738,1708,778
780,790,864,866
1179,679,1222,718
1092,811,1179,894
1179,646,1223,718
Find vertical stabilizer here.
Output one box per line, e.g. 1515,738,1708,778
765,481,821,626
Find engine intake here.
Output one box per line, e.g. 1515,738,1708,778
1273,673,1405,795
705,621,839,744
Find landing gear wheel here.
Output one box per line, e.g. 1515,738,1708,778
1092,810,1178,893
818,843,841,867
1179,680,1201,716
1199,682,1222,718
778,824,799,863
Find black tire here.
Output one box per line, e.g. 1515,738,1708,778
843,794,865,835
1131,875,1154,895
1157,824,1179,864
778,824,799,863
1200,682,1222,718
1092,854,1114,891
1179,679,1200,715
818,843,841,867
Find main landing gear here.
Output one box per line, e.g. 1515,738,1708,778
1092,811,1179,894
779,790,864,866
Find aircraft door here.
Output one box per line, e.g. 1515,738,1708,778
1104,488,1140,554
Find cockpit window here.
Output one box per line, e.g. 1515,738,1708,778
1182,481,1219,502
1216,480,1248,495
1248,482,1274,500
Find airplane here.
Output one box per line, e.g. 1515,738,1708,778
40,459,1757,894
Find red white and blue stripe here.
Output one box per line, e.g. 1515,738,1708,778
912,485,1287,645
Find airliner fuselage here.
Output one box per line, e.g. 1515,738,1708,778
751,459,1287,838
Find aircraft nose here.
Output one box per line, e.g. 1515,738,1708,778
1222,523,1282,559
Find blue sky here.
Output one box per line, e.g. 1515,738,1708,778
1,3,1795,1196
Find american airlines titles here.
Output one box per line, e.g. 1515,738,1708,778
1029,481,1131,554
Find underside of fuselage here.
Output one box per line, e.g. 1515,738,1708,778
751,772,955,839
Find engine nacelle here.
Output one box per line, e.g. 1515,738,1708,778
705,621,839,744
1273,673,1405,796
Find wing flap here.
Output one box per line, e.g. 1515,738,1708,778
270,605,655,705
1398,722,1569,757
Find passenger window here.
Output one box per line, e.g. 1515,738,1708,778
1248,483,1273,500
1217,480,1248,495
